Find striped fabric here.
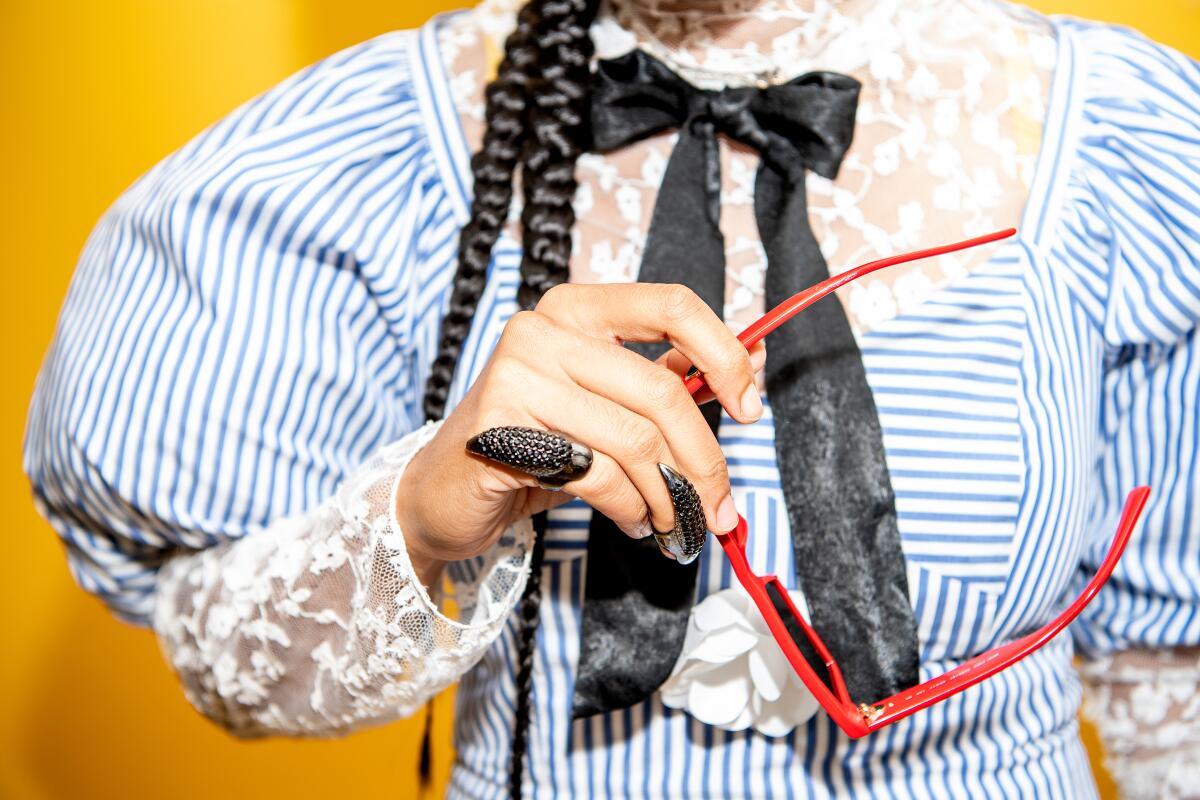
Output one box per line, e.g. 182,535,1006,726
23,8,1200,799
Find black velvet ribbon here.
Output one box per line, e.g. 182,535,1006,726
572,50,919,720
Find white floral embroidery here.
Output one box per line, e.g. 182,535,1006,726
457,0,1056,336
614,183,643,223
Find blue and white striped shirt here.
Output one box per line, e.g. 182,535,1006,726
24,9,1200,799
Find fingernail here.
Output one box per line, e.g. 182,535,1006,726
631,519,653,539
740,384,763,421
716,493,738,533
749,344,766,371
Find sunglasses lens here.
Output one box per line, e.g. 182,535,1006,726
763,580,835,693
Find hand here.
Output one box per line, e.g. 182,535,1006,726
395,283,766,585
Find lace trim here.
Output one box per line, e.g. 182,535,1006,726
152,419,533,737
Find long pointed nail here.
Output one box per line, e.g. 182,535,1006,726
653,463,707,564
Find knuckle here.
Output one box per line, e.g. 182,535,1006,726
715,344,753,379
610,497,646,529
697,457,730,492
589,463,629,502
484,354,529,390
474,402,520,435
503,309,548,342
620,418,665,464
535,282,572,314
659,284,702,324
477,367,535,417
642,366,687,408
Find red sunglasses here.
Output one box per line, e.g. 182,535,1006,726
683,228,1152,738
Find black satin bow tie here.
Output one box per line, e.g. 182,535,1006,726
590,49,859,187
572,49,920,720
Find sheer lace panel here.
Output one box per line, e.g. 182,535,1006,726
152,420,533,737
443,0,1055,337
1080,648,1200,800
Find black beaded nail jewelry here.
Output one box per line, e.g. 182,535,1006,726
653,463,708,564
465,425,593,490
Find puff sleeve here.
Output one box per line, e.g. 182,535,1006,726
1043,21,1200,796
22,31,531,736
1054,21,1200,658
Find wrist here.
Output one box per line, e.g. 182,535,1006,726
395,436,448,591
407,546,447,594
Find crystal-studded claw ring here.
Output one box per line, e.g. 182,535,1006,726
653,463,708,565
465,425,594,491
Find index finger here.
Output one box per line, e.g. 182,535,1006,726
535,283,763,424
659,339,766,407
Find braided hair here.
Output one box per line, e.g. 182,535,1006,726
419,1,601,797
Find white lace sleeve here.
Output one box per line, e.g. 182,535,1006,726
1079,648,1200,800
151,419,533,738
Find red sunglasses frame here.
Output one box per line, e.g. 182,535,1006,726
683,228,1152,738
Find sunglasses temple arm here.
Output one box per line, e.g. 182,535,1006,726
863,486,1152,732
685,228,1017,396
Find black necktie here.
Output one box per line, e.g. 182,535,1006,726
572,50,919,720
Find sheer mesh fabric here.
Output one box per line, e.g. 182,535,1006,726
452,0,1055,337
152,420,532,736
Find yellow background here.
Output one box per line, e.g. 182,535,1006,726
3,2,1197,797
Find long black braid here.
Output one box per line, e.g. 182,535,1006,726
517,0,600,310
419,1,601,798
422,0,540,424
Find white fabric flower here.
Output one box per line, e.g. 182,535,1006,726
931,179,962,211
933,98,961,138
896,201,925,239
660,584,820,737
893,267,934,312
640,148,668,187
574,181,594,217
